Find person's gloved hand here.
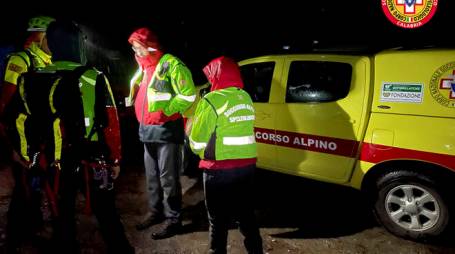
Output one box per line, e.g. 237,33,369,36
111,165,120,180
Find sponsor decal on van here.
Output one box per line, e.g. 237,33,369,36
380,83,423,103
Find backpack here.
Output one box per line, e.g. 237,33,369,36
17,65,111,161
18,65,119,216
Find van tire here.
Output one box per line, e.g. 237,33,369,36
374,170,450,241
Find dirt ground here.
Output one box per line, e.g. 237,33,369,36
1,161,455,254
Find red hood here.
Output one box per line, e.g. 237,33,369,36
128,27,160,50
128,27,163,69
203,56,244,91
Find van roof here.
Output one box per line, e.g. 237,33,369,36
238,45,455,61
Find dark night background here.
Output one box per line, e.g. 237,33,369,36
1,1,454,95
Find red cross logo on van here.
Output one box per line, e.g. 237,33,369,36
396,0,423,14
439,70,455,99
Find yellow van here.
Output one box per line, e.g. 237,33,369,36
234,48,455,241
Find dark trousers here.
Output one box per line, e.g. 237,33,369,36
55,160,133,254
203,165,263,254
5,163,43,253
143,142,182,222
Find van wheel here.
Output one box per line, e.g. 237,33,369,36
374,170,450,241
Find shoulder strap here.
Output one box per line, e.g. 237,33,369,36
87,70,108,142
18,50,35,70
52,65,91,115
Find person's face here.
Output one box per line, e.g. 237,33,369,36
31,32,51,55
131,41,149,57
40,34,51,55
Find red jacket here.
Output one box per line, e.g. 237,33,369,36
129,28,180,125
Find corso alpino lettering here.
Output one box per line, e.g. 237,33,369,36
255,131,337,151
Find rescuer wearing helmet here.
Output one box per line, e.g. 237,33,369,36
0,15,55,117
1,15,55,254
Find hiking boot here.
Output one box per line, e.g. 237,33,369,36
136,212,163,231
151,219,181,240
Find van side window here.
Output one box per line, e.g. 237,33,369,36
240,62,275,102
286,61,352,103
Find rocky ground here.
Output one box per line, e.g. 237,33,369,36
1,161,455,254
